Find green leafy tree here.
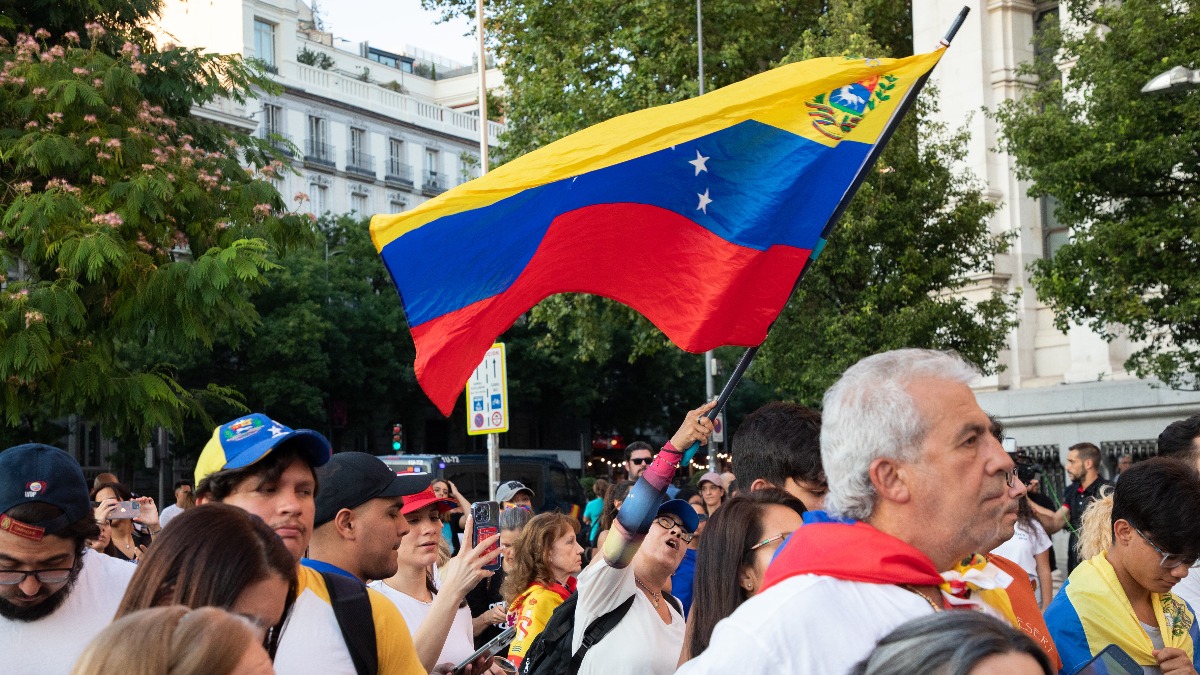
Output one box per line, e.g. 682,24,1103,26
0,3,314,446
994,1,1200,388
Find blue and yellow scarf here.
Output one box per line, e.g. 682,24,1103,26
1045,551,1199,674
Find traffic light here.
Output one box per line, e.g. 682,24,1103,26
392,424,403,452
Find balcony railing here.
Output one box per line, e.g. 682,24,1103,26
422,170,445,196
346,150,375,178
304,139,335,168
257,130,294,157
385,160,413,187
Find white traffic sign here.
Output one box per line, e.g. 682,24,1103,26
711,412,725,443
466,343,509,435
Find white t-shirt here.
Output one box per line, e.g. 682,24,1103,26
676,574,935,675
572,561,685,675
1138,621,1165,675
0,549,135,675
367,580,476,668
1173,570,1200,612
158,503,184,528
990,520,1052,589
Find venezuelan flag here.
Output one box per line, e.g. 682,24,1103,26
372,50,945,415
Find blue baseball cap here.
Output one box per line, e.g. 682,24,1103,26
657,498,700,533
0,444,91,540
195,413,331,485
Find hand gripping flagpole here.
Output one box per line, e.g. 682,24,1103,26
679,6,972,468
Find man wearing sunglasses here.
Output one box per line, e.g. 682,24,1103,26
624,442,654,480
0,444,136,674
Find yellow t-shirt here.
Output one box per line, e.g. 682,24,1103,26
275,565,425,675
507,580,575,668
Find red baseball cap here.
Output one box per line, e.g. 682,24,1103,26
401,487,457,515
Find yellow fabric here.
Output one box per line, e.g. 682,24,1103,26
295,566,426,675
942,554,1019,625
507,583,568,664
1067,551,1195,665
370,49,945,251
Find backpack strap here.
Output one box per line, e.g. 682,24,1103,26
662,590,683,616
568,595,637,671
321,571,379,675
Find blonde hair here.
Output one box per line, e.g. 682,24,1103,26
72,606,261,675
1076,489,1116,561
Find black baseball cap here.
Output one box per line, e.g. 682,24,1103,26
0,444,92,540
314,453,432,527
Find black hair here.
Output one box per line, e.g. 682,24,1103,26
675,486,700,504
599,480,635,531
173,479,193,490
1069,442,1102,469
687,488,806,659
731,402,824,489
624,441,653,463
848,611,1053,675
196,445,318,502
90,481,132,502
1158,416,1200,462
1110,457,1200,558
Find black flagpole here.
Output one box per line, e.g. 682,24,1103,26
700,6,972,426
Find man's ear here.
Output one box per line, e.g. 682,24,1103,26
1112,518,1133,545
869,457,911,505
333,508,356,540
749,478,776,492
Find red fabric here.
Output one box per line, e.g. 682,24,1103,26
986,553,1063,671
538,576,577,601
760,521,943,593
409,204,811,415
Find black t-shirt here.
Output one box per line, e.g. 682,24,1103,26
1026,492,1059,572
465,568,506,649
1064,477,1113,573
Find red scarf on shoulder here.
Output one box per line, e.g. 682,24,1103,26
760,520,943,593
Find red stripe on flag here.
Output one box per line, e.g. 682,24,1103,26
411,202,811,415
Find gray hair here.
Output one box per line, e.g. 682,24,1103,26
822,349,980,520
848,612,1052,675
498,506,533,532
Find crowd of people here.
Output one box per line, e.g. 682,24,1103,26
2,348,1199,675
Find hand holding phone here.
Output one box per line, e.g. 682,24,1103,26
1075,644,1141,675
471,501,501,572
450,627,515,675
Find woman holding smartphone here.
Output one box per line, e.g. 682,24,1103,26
370,487,504,673
502,512,584,669
90,481,159,562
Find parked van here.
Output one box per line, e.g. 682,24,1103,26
378,453,587,517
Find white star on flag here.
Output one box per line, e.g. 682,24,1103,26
268,424,285,437
689,150,709,176
697,189,712,214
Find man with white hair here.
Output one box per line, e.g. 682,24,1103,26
679,349,1026,674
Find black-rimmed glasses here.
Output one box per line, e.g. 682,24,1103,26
653,516,694,544
1131,524,1200,569
0,568,74,586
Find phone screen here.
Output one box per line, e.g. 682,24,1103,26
1075,644,1142,675
451,627,515,675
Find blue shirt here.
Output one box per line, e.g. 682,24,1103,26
299,557,359,580
670,547,698,616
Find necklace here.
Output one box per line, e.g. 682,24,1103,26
634,576,662,608
901,584,942,612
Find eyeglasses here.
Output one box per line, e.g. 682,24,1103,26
629,457,652,466
750,532,793,552
653,516,694,544
1131,524,1200,569
0,568,74,586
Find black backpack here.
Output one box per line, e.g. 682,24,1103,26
321,571,378,675
518,590,681,675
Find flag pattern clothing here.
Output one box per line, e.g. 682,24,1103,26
371,50,945,414
1045,551,1199,674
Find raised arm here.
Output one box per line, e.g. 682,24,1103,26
601,402,715,568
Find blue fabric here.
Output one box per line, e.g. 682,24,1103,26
1044,579,1090,674
300,558,358,581
583,497,603,544
671,547,698,617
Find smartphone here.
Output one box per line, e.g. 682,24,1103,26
109,500,140,519
1075,644,1141,675
451,626,515,675
471,500,501,572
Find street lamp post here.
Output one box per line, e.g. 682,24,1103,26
1142,66,1200,94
